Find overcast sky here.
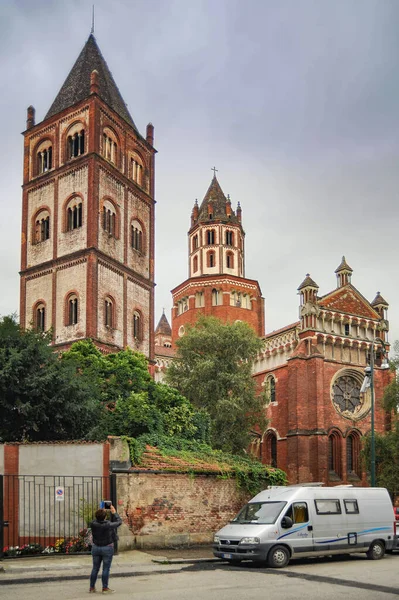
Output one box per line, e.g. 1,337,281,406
1,0,398,345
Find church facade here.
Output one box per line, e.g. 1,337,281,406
251,259,392,485
19,35,156,360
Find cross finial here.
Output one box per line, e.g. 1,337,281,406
211,166,218,177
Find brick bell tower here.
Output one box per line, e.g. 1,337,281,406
171,172,264,344
20,34,156,361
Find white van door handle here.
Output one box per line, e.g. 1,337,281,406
307,525,313,531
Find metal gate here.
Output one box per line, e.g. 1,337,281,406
0,474,116,558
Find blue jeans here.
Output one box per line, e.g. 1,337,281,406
90,544,114,589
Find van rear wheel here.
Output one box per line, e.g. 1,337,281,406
366,540,385,560
267,545,290,568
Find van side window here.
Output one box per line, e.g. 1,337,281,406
314,499,341,515
344,499,359,514
285,502,309,523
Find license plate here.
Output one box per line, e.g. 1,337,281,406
222,553,233,559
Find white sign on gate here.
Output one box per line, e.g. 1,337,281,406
55,486,65,502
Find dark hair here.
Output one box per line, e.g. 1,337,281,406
95,508,107,521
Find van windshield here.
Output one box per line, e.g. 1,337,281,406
231,501,287,524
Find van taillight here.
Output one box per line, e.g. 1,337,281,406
394,520,397,536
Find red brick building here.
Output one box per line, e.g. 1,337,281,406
252,257,392,485
19,34,156,360
170,174,265,344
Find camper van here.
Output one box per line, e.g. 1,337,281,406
213,485,396,568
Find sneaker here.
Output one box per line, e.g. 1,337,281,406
89,587,96,593
102,589,115,594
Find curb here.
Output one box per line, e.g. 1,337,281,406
0,558,223,586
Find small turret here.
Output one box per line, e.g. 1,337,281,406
226,194,232,217
371,291,389,321
26,106,35,130
191,200,199,226
298,274,319,331
90,69,99,95
335,256,353,287
146,122,154,146
236,201,242,223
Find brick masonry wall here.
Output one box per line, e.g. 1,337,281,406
116,472,250,548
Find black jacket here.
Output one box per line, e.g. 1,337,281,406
90,513,122,546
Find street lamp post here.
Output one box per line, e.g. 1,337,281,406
363,337,389,487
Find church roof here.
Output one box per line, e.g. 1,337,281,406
335,256,353,273
297,274,319,291
371,292,389,307
196,175,240,224
155,312,172,336
45,34,137,130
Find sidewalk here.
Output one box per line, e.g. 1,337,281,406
0,547,218,585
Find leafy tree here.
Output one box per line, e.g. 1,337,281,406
62,339,210,443
165,316,266,453
361,340,399,497
0,315,100,441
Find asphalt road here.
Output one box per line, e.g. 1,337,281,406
2,554,399,600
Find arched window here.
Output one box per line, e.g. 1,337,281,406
225,230,234,245
265,431,277,468
67,199,83,231
104,298,114,329
36,140,53,175
264,376,276,404
211,289,220,306
195,292,204,307
193,255,198,273
35,303,46,332
102,128,118,164
130,153,144,186
328,431,342,479
102,202,117,237
226,252,234,269
242,294,251,309
67,129,85,159
34,210,50,243
133,311,142,340
206,229,215,245
192,235,198,251
347,431,361,478
131,220,143,252
208,251,215,268
67,294,78,326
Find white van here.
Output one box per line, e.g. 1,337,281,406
213,485,396,568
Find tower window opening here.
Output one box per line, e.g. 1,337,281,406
345,323,350,336
130,155,143,186
225,230,234,245
35,215,50,243
206,229,215,245
35,303,46,332
131,222,143,252
192,235,199,251
102,132,117,164
67,203,83,231
226,252,234,269
133,311,142,340
67,130,85,159
211,289,220,306
37,146,52,174
68,295,78,326
105,298,114,329
103,206,116,237
193,255,198,273
208,251,215,268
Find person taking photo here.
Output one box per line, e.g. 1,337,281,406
89,503,122,594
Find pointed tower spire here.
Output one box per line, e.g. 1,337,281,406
45,34,137,130
335,256,353,287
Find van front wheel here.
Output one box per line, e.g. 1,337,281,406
267,545,290,568
366,540,385,560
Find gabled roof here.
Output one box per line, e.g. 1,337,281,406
45,34,137,130
155,312,172,336
319,284,380,319
298,274,319,291
371,292,389,307
196,175,240,224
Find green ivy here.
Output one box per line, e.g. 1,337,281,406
124,434,287,496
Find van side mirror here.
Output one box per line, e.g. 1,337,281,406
281,516,293,529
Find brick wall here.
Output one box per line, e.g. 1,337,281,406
115,471,250,549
